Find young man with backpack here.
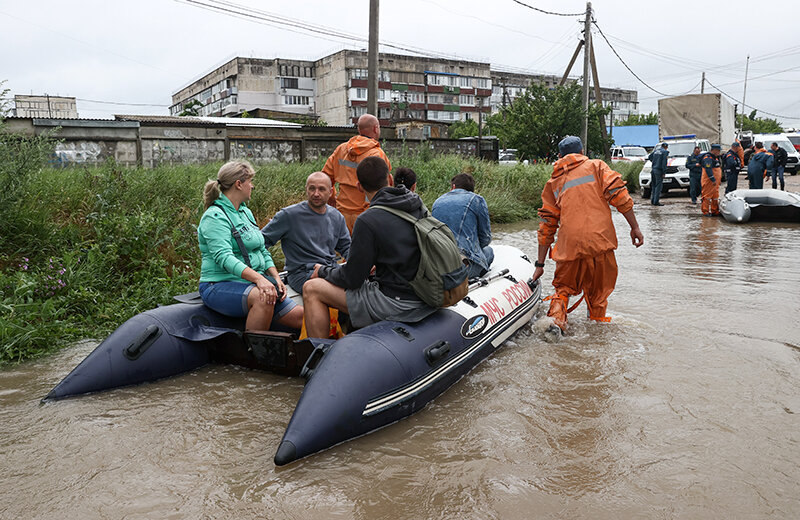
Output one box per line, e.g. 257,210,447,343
302,156,466,338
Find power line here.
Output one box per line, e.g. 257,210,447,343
592,21,672,97
76,98,169,107
703,78,800,121
509,0,586,17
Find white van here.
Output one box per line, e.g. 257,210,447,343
754,134,800,175
639,136,710,198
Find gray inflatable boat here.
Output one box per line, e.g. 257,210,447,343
719,189,800,223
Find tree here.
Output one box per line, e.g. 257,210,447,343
616,112,658,126
490,82,612,161
737,110,783,134
178,100,202,117
447,119,479,139
0,80,12,119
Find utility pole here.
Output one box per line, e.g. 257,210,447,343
740,54,750,133
477,96,483,158
589,41,610,161
701,72,705,94
559,40,584,86
367,0,379,117
580,2,592,148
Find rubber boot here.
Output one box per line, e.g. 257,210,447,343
547,294,568,332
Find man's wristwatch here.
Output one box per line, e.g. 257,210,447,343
534,261,545,268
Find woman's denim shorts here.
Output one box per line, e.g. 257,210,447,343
199,281,296,318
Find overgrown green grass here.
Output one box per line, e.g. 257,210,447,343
0,149,642,364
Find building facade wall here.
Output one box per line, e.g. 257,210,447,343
14,95,78,119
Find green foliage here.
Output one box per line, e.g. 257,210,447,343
0,80,11,118
447,119,479,139
616,112,658,126
737,111,783,134
178,100,203,117
611,160,644,194
489,82,613,161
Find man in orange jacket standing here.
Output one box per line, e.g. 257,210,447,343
532,136,644,334
323,114,393,233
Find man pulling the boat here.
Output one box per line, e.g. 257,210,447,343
532,136,644,334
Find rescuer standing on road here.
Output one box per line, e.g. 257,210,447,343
686,146,703,204
648,142,669,206
699,144,723,216
723,142,743,194
532,136,644,334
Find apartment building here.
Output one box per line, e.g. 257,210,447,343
490,71,639,123
170,57,316,118
171,51,637,126
14,95,78,118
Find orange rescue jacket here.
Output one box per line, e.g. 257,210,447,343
538,154,634,262
322,135,393,213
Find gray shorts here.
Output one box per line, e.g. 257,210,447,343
346,280,436,328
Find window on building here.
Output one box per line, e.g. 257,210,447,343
398,128,407,139
379,70,391,82
476,78,490,89
279,65,287,76
351,105,367,119
428,94,442,104
429,74,442,85
351,68,368,79
459,76,470,87
378,107,392,119
378,89,388,100
284,95,309,105
423,125,431,139
443,94,457,105
354,88,367,99
281,77,299,89
459,94,474,105
292,65,300,76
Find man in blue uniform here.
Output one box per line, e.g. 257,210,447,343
648,142,669,206
723,142,742,193
747,142,774,190
685,146,703,203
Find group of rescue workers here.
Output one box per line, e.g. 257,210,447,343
651,140,787,217
197,113,645,339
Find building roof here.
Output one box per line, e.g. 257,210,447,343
197,116,301,128
114,114,301,128
607,124,659,148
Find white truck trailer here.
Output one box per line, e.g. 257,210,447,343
658,93,736,148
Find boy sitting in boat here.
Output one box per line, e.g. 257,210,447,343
302,157,435,338
261,172,351,294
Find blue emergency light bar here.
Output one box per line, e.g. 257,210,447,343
662,134,696,140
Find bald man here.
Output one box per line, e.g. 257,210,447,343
261,172,351,293
323,113,393,233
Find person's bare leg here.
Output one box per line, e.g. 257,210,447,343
303,278,348,338
245,289,274,331
277,305,304,330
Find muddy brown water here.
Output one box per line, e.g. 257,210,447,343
2,200,799,519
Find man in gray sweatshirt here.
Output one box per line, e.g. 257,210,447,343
262,172,351,293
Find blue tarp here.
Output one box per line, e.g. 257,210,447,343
607,124,659,148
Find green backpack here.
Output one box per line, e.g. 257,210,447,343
374,205,469,307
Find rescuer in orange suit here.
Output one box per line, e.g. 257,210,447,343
323,113,393,233
699,144,723,216
531,136,644,333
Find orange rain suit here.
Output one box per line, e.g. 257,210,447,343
699,151,722,215
323,135,393,233
538,154,634,329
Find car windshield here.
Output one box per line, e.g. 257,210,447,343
623,147,646,156
772,141,796,154
787,135,800,146
662,142,697,157
499,151,517,161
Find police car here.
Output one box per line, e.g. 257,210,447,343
639,135,711,198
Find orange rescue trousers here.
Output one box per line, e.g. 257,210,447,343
701,169,722,215
547,250,618,330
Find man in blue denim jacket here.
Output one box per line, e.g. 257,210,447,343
432,173,493,280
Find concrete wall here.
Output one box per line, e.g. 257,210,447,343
5,117,489,167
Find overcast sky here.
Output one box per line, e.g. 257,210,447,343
2,0,799,127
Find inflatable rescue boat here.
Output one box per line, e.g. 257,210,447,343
720,189,800,223
45,244,541,465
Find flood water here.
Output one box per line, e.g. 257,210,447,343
2,202,799,519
